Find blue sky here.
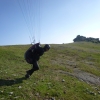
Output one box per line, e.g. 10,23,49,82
0,0,100,45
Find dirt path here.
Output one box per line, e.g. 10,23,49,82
60,68,100,86
51,59,100,86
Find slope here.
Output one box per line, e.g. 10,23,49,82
0,42,100,100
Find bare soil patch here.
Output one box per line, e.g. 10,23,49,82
51,56,100,86
60,68,100,86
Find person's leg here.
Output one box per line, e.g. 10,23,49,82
25,61,39,78
32,61,39,71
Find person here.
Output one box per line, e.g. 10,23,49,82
24,43,50,78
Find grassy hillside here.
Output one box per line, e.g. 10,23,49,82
0,42,100,100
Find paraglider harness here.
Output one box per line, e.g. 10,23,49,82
24,43,40,64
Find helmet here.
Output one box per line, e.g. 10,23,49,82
44,44,50,51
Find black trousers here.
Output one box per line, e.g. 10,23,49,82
27,61,39,76
25,50,39,75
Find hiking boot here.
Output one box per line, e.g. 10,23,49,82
25,71,30,79
25,74,30,79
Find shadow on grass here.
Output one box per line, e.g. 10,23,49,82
0,77,26,86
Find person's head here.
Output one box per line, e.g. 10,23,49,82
43,44,50,52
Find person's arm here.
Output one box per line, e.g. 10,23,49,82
36,47,44,56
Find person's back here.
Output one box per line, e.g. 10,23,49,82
33,46,44,59
25,43,43,64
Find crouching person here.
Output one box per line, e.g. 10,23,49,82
24,43,50,78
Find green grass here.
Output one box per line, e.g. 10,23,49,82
0,42,100,100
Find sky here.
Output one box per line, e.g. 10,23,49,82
0,0,100,45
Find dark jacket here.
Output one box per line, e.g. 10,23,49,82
25,43,44,64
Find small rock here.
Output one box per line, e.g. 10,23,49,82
1,91,3,93
35,93,39,96
62,79,65,82
48,86,51,89
94,87,98,90
89,91,94,94
51,97,55,100
12,74,16,76
34,82,36,85
18,86,22,89
47,83,51,85
9,92,13,95
94,93,96,96
14,96,19,99
89,91,96,96
46,93,49,95
98,91,100,94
